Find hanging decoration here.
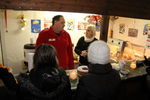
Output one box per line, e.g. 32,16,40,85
18,14,27,30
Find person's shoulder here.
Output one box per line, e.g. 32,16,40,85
79,36,84,41
94,38,98,40
57,67,66,75
61,30,70,36
110,68,121,80
62,30,68,33
80,36,84,39
79,73,90,81
39,28,50,34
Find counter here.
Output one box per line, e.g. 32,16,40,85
68,63,147,90
120,65,147,80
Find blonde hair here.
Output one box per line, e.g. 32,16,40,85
87,25,96,36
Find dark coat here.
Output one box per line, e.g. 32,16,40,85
75,63,121,100
0,68,18,100
17,67,72,100
74,36,97,65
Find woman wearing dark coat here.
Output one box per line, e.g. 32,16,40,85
17,44,72,100
0,68,18,100
0,44,72,100
75,41,121,100
75,26,97,65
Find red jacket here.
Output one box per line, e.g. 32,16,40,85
36,27,74,69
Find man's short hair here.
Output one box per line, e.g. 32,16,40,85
52,15,63,25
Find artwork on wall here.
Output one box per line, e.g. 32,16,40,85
143,24,150,35
96,23,100,32
66,19,75,30
146,34,150,49
128,28,138,37
78,22,88,30
31,19,41,33
44,19,52,29
78,15,102,31
119,24,125,34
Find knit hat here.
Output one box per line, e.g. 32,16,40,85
88,40,110,64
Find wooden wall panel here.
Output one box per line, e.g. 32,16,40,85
0,0,106,13
107,0,150,19
0,0,150,19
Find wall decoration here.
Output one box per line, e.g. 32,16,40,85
44,19,52,29
31,19,41,33
96,23,101,32
128,28,138,37
84,15,102,31
119,24,125,34
18,14,27,30
66,19,75,30
84,15,102,25
143,24,150,35
146,34,150,49
78,22,88,30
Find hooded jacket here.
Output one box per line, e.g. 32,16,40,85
75,63,121,100
17,67,72,100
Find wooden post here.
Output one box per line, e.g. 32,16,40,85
100,15,110,42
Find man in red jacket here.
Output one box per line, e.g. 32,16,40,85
36,15,74,69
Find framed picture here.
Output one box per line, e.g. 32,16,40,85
44,19,52,29
143,24,150,35
128,28,138,37
66,19,75,30
78,22,88,30
119,24,125,34
146,34,150,49
31,19,41,33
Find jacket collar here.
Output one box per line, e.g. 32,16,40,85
49,26,64,36
88,63,112,74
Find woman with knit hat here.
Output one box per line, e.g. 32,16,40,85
75,26,97,66
75,40,121,100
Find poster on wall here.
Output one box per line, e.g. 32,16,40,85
84,15,102,32
44,19,52,29
143,24,150,35
96,23,100,32
128,28,138,37
31,19,41,33
119,24,125,34
146,34,150,49
78,22,88,30
66,19,75,30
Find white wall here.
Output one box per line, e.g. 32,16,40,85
108,17,150,57
0,10,100,74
